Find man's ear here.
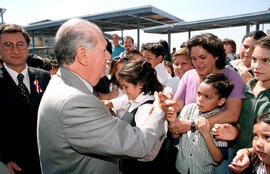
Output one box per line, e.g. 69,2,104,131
76,47,88,66
217,97,226,107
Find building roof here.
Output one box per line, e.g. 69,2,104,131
24,5,183,36
144,10,270,34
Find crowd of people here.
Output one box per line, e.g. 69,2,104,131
0,18,270,174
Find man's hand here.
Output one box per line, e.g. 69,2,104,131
165,106,177,122
6,161,22,174
152,92,168,113
168,118,191,136
228,148,250,173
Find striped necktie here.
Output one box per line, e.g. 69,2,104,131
17,73,31,104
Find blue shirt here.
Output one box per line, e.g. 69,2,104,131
111,44,125,58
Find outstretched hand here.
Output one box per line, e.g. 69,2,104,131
212,123,239,141
148,91,172,114
228,148,250,173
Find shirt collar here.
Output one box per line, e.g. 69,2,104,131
71,71,93,93
3,63,29,85
129,93,154,112
199,107,221,118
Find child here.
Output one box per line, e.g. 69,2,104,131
251,112,270,173
143,42,172,85
230,112,270,173
166,73,234,174
106,59,171,174
234,36,270,154
165,47,194,95
228,36,270,173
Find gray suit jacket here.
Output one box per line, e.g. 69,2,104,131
37,67,165,174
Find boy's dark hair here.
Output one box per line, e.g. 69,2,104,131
159,40,171,61
201,73,234,99
187,33,226,69
241,30,266,43
118,59,164,95
144,42,164,58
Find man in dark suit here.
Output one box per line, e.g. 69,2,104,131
0,24,51,174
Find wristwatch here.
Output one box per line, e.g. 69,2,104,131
190,120,196,132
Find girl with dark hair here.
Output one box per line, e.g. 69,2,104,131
105,60,177,174
227,30,266,83
230,112,270,174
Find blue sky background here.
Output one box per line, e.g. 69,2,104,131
2,0,270,52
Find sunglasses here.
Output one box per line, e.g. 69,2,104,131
114,57,129,61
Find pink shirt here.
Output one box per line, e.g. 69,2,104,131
174,68,245,108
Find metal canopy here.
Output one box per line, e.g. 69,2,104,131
144,10,270,34
24,5,183,36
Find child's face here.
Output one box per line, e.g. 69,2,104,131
253,121,270,165
196,82,225,113
173,55,194,78
119,79,142,100
144,50,162,68
251,46,270,84
239,37,256,67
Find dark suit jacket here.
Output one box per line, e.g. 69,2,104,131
0,65,50,174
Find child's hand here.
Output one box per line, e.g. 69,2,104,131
165,106,177,122
196,117,210,136
228,148,251,173
212,123,239,141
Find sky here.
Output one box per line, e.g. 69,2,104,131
1,0,270,52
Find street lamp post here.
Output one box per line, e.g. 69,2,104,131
0,8,6,24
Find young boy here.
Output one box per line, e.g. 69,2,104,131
143,42,172,85
166,73,234,174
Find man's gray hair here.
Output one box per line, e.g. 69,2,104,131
54,18,101,66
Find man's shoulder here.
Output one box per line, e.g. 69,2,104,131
28,67,51,79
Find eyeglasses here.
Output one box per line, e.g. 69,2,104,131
114,57,129,61
1,41,27,51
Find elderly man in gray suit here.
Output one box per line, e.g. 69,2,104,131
37,18,167,174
